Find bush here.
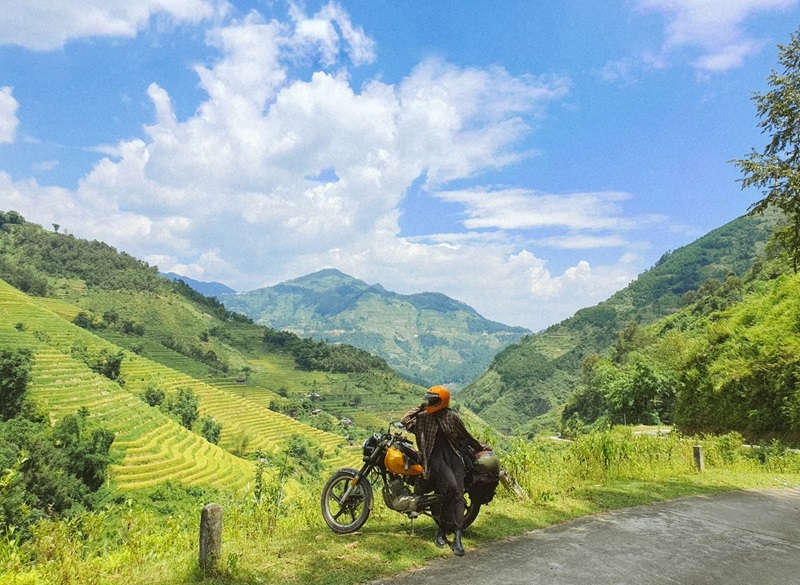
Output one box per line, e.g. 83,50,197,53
53,408,116,491
0,347,32,421
0,408,115,534
199,416,222,445
139,384,165,407
278,434,324,480
162,387,199,430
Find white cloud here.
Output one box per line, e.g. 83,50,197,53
434,188,662,232
289,2,376,66
58,11,567,269
32,160,59,173
0,0,229,50
0,87,19,143
0,3,648,331
537,234,630,249
156,248,239,284
398,60,569,185
637,0,799,72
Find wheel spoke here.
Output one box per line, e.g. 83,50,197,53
329,479,359,523
322,471,371,533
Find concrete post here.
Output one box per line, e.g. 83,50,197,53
693,445,705,472
199,503,223,573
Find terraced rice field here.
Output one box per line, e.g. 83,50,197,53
0,279,353,487
120,353,348,461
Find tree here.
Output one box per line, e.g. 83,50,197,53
0,348,32,421
199,416,222,444
163,386,200,429
140,383,165,407
278,434,323,479
89,348,124,381
53,408,115,491
241,365,253,382
733,27,800,272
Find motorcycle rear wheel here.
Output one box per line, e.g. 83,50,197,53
462,491,481,529
431,490,481,529
321,468,373,534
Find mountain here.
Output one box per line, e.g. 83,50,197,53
219,268,530,388
460,211,781,434
160,271,236,297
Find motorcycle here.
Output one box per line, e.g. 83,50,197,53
320,422,499,534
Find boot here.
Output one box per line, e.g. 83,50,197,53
452,530,465,556
434,525,447,548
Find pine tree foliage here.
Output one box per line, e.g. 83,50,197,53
733,26,800,272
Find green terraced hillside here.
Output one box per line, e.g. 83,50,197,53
0,279,358,489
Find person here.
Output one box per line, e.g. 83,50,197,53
401,385,486,557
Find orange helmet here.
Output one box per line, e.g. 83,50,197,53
425,385,450,414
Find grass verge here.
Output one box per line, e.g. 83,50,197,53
2,431,800,585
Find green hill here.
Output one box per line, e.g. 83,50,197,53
0,212,425,490
561,247,800,446
460,211,780,434
220,268,530,388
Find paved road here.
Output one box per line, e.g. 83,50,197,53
369,488,800,585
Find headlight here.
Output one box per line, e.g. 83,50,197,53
362,434,380,458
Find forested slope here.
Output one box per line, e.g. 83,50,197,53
562,250,800,446
461,212,780,434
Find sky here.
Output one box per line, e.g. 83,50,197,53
1,1,799,331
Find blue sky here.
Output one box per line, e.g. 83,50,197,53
1,1,799,331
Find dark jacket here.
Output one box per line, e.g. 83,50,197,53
402,405,484,479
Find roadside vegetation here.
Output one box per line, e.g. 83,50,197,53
1,425,798,585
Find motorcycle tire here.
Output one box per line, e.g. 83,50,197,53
321,467,373,534
431,490,481,529
462,491,482,529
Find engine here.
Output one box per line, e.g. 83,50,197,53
383,477,420,512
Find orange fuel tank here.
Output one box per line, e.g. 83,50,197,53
384,447,424,476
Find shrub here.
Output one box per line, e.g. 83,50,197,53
162,387,199,430
0,347,32,421
139,384,165,407
199,416,222,445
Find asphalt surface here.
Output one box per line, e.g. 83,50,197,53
369,487,800,585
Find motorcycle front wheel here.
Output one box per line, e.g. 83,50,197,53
321,467,374,534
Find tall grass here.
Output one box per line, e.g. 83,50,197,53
500,428,800,500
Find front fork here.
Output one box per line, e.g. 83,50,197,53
340,462,374,505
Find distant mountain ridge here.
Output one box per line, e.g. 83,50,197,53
220,269,530,387
161,272,236,297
